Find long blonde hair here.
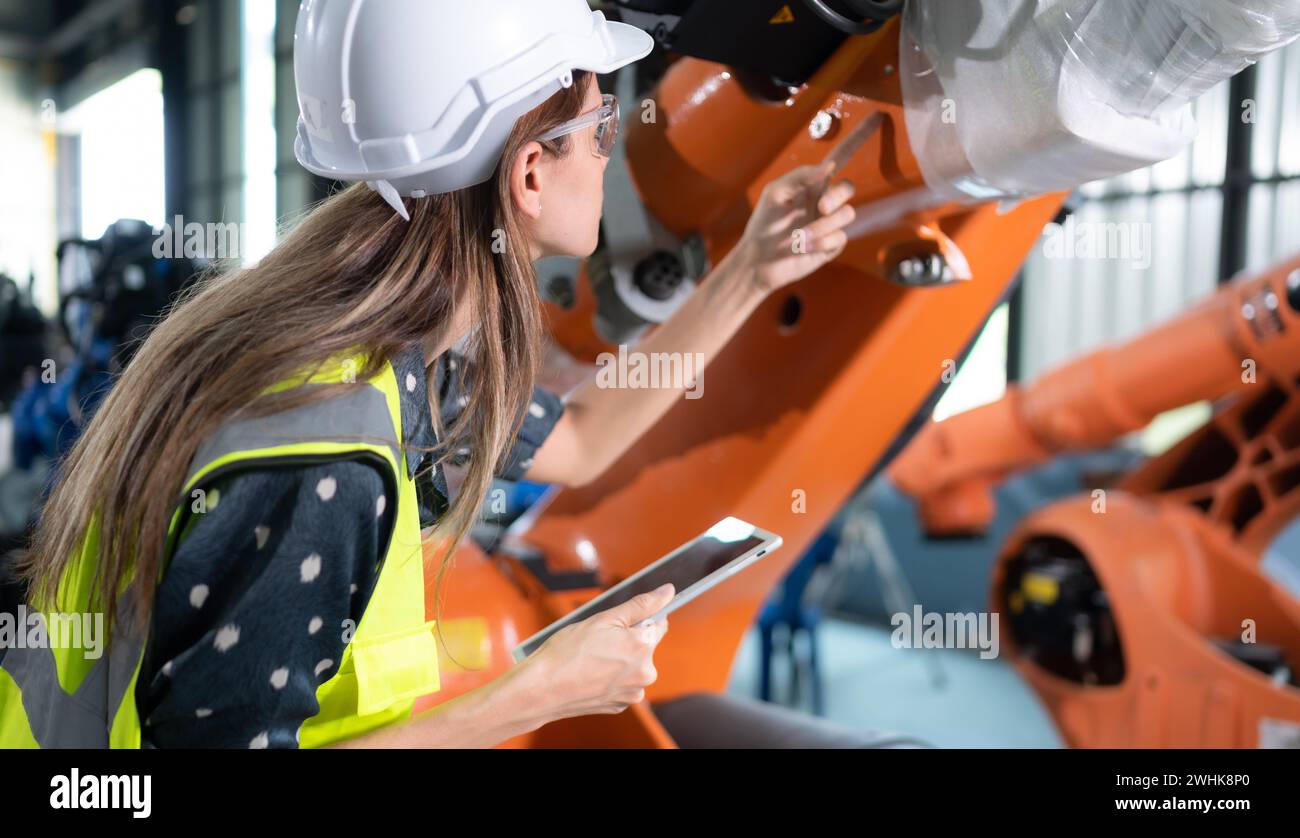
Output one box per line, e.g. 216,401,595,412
19,73,595,636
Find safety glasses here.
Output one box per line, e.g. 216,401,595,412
537,94,620,158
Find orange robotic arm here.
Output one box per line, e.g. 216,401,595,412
419,18,1069,736
415,3,1298,745
891,257,1300,536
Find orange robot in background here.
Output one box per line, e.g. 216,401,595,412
891,258,1300,747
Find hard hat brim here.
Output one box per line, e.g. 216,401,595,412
588,20,655,74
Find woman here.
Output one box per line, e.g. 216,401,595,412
0,0,856,748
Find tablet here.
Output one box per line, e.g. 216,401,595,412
512,517,782,661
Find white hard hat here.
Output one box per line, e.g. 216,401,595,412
292,0,654,220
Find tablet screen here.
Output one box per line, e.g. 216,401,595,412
515,520,771,658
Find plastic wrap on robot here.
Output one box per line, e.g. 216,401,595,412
900,0,1300,201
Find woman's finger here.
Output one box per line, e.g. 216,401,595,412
818,180,856,216
800,160,837,184
635,615,669,646
766,161,836,207
812,230,849,255
781,161,835,189
764,205,811,239
799,205,856,246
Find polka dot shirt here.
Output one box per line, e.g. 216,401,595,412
135,343,564,748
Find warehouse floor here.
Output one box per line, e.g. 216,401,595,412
728,618,1064,748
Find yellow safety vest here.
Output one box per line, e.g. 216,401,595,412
0,352,441,748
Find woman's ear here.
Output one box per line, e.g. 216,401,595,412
510,141,546,220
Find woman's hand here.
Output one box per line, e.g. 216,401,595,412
344,583,674,748
734,161,857,295
521,583,675,719
525,165,855,493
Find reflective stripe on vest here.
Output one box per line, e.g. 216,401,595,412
0,589,144,748
0,357,440,748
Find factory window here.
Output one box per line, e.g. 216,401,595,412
241,0,278,264
1246,39,1300,271
59,68,166,240
933,304,1008,423
0,60,56,312
1019,80,1229,386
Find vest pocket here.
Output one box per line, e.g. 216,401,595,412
349,618,442,717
